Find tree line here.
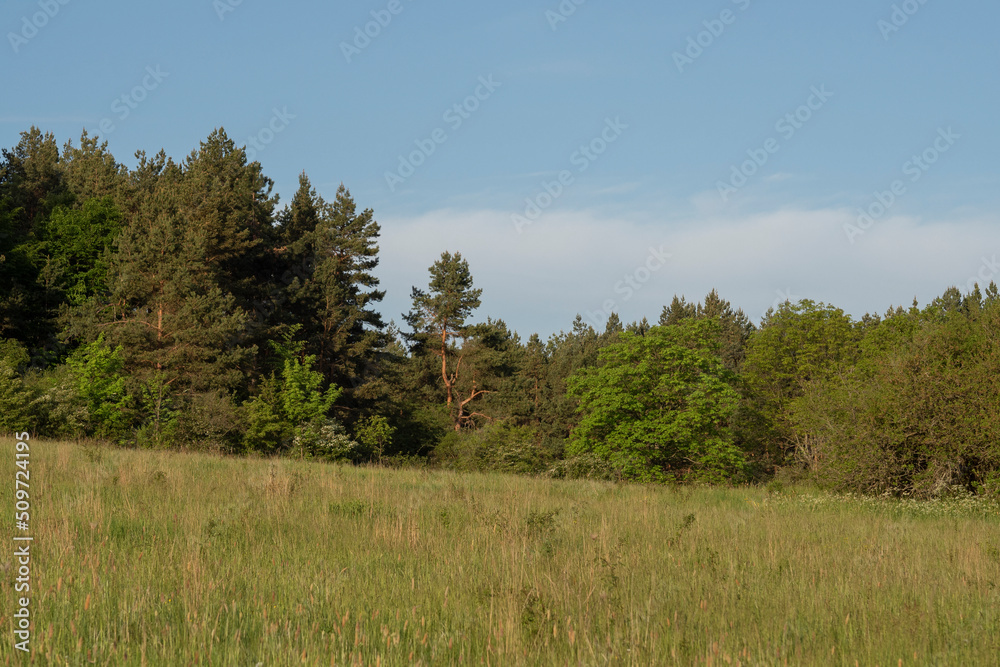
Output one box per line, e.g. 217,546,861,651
1,127,997,498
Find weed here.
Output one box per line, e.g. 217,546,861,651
667,512,696,547
328,499,368,518
525,509,559,537
81,440,104,464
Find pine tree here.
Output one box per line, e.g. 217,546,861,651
460,318,526,426
177,128,278,310
276,179,387,395
404,251,484,431
310,185,386,389
698,289,754,371
0,127,70,227
659,290,753,371
659,295,697,326
520,333,548,424
277,172,321,247
0,128,73,351
603,313,623,337
65,151,252,400
0,196,35,343
60,131,128,205
626,317,651,336
527,315,606,441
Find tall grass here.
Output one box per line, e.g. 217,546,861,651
1,438,998,665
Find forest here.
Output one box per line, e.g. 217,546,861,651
2,126,998,499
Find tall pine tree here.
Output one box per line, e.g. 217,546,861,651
275,179,387,398
404,251,484,431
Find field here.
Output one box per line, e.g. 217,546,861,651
2,439,999,665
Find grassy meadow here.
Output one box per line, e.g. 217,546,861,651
2,438,999,666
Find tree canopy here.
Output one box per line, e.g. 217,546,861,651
1,125,998,498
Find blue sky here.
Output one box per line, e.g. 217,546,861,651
4,0,999,338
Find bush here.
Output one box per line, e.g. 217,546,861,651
354,415,395,463
242,352,343,455
66,334,134,439
432,423,558,475
22,365,87,438
547,453,621,482
175,391,244,453
293,418,361,462
0,360,36,435
568,320,746,483
793,302,1000,497
242,374,290,453
0,338,29,370
130,374,182,449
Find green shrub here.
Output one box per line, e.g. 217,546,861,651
243,374,290,453
432,422,557,475
0,360,35,435
22,365,87,438
793,301,1000,497
293,418,361,462
547,453,620,481
175,390,244,453
66,334,134,439
354,415,395,463
0,338,29,370
568,320,746,483
242,351,344,457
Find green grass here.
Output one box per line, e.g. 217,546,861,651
2,438,999,665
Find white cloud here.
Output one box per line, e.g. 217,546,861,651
765,172,795,183
377,205,1000,338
